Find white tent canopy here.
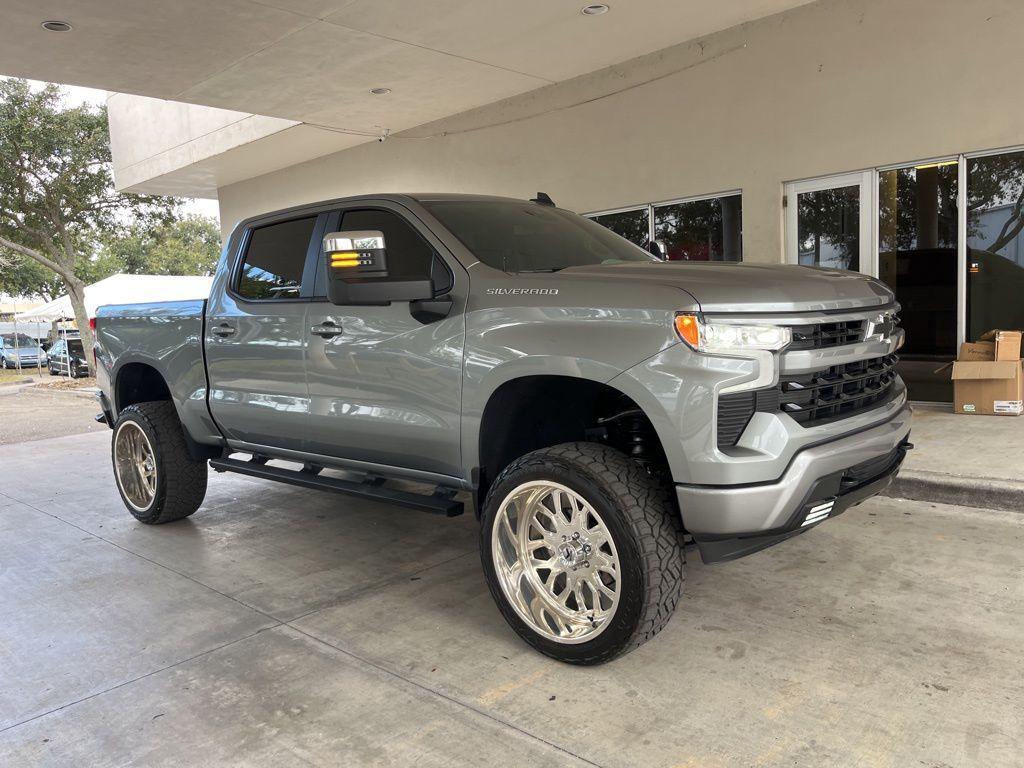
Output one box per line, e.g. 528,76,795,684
14,274,214,323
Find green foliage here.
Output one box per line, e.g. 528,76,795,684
0,251,122,300
0,77,187,373
102,215,221,277
0,78,176,268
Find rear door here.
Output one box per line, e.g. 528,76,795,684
304,202,466,479
205,212,326,452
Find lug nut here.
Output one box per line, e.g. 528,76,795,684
583,561,590,568
572,532,580,540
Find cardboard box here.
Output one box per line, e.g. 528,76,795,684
978,329,1022,361
958,341,995,361
951,360,1024,416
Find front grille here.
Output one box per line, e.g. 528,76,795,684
717,353,900,447
779,354,899,427
787,320,866,350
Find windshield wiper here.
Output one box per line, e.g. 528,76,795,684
515,267,564,273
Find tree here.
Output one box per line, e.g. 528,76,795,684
103,215,221,276
0,78,175,374
0,248,123,302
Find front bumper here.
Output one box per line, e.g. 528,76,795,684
677,403,912,563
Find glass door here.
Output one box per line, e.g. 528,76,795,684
877,160,959,402
785,172,873,274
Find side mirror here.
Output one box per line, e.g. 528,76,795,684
324,230,434,305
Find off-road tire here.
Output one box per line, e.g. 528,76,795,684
480,442,685,664
111,401,207,524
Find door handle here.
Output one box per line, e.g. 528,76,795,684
212,323,237,337
311,321,342,339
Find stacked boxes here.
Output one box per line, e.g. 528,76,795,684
951,330,1024,416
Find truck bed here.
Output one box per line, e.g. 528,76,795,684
95,299,221,446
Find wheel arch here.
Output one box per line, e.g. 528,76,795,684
114,361,172,412
112,359,222,461
472,370,676,515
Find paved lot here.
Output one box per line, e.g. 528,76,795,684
0,383,104,445
1,428,1022,767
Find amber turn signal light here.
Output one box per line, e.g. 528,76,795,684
330,251,360,268
674,313,701,348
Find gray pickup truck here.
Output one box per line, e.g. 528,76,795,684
95,193,911,664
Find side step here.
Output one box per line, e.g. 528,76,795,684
209,457,464,517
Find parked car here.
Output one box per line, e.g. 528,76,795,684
94,193,911,664
47,338,90,378
0,333,46,369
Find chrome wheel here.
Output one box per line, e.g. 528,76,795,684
491,480,621,644
113,421,157,512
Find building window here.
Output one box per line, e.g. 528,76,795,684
589,208,650,250
654,194,742,261
877,162,959,360
966,151,1024,340
795,185,861,270
587,194,743,261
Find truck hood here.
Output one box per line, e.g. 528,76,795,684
560,262,894,314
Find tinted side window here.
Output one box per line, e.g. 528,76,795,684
237,216,317,300
339,209,450,290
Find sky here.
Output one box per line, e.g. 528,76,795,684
18,78,220,220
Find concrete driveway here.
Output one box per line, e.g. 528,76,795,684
1,429,1022,767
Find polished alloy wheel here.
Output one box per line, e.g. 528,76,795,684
113,421,157,511
491,480,621,644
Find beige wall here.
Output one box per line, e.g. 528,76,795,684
108,94,299,197
218,0,1024,263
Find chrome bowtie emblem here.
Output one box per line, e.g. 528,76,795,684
866,312,896,341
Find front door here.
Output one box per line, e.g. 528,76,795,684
785,172,873,273
205,213,324,451
304,204,465,480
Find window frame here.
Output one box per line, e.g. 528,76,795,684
584,190,744,261
228,212,328,305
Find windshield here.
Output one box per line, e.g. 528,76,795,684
2,334,36,347
423,200,657,272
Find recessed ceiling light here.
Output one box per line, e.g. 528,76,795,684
369,87,391,96
581,4,609,15
41,20,73,32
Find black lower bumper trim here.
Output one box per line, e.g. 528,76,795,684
695,439,912,564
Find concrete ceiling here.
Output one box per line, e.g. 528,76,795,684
3,0,815,134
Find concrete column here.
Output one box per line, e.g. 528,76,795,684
720,195,742,261
916,166,939,249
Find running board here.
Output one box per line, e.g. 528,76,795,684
209,457,464,517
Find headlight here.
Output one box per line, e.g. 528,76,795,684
674,313,791,354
